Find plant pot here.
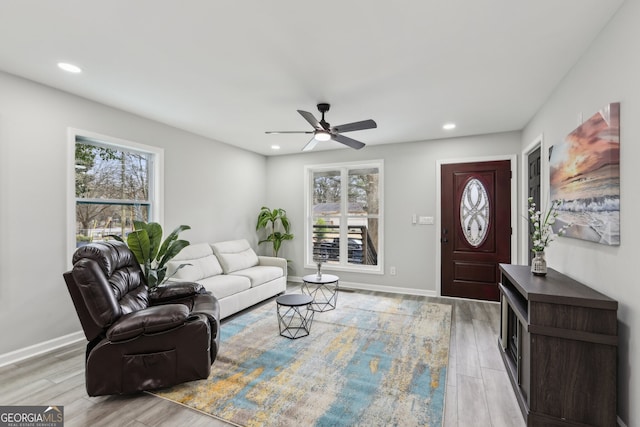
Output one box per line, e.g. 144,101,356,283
531,251,547,276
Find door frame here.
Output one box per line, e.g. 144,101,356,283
520,134,547,265
435,154,518,298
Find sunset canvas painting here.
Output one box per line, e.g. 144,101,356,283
549,102,620,245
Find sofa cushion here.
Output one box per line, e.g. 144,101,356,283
229,266,283,288
166,243,223,282
211,239,259,274
199,274,251,300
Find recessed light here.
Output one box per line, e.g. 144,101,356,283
271,145,280,150
57,62,82,73
443,123,456,130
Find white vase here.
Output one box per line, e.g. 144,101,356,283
531,251,547,276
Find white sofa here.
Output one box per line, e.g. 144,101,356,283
165,239,287,319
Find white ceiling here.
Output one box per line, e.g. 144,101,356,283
0,1,625,156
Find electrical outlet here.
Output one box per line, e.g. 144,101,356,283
390,266,397,275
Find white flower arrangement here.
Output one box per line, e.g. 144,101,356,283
528,197,569,253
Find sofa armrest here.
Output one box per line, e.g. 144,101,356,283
258,256,287,276
106,304,190,342
149,282,205,304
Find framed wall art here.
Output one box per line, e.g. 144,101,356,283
549,102,620,245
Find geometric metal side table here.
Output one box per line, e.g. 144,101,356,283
276,294,315,339
301,274,339,312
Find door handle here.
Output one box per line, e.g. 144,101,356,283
441,237,448,243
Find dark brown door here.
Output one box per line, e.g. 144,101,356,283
441,160,511,301
527,147,541,263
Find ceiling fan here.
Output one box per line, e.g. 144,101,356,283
266,103,377,151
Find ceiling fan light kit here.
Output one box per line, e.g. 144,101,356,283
266,103,376,151
314,130,331,141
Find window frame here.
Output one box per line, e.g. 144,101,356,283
67,128,164,267
304,159,384,275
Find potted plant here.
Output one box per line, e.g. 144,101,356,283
256,207,293,257
527,197,569,275
111,221,191,288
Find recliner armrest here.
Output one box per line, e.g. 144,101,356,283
149,282,206,303
106,304,190,342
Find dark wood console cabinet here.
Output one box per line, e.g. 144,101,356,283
498,264,618,426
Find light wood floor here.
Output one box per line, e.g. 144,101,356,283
0,287,524,427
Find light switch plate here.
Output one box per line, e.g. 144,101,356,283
418,216,434,225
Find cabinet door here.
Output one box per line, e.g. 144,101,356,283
530,334,616,425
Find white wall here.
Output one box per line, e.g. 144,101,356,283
0,71,267,355
266,131,521,293
521,1,638,423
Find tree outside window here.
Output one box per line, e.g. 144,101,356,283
75,138,152,247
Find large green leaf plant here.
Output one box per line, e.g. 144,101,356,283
256,207,293,258
112,221,191,288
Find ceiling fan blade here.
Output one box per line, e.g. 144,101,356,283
302,137,319,152
265,130,314,134
332,119,377,133
333,133,366,150
297,110,322,129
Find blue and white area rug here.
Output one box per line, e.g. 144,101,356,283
153,290,452,427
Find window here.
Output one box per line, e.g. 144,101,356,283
305,160,383,273
69,130,163,250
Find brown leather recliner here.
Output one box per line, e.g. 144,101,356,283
63,241,220,396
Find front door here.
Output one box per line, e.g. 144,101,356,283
441,160,511,301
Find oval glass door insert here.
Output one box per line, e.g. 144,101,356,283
460,178,490,247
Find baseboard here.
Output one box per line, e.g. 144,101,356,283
0,330,85,368
618,416,628,427
288,276,438,297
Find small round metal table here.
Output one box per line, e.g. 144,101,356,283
276,294,315,339
301,274,339,312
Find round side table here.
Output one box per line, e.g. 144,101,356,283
276,294,314,339
301,274,339,312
